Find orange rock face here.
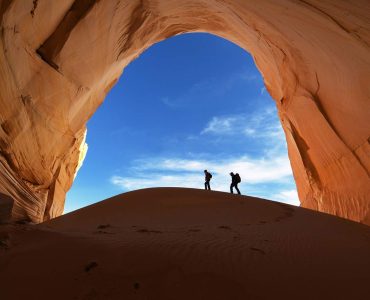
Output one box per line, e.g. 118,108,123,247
0,0,369,224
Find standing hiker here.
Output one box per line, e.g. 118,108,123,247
204,170,212,190
229,172,241,195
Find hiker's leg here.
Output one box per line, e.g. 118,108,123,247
204,182,207,190
205,181,210,190
230,184,234,194
235,184,241,195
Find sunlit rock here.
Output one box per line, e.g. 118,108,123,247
0,0,369,223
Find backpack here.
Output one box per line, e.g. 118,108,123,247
235,173,241,183
209,173,212,179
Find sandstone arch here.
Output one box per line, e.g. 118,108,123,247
0,0,369,224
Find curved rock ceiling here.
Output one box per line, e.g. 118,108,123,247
0,0,369,224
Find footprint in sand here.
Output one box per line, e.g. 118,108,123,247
218,225,232,230
274,203,296,222
84,261,98,272
136,228,162,234
95,230,113,234
94,224,114,234
0,234,10,250
0,239,9,250
97,224,111,229
250,247,266,255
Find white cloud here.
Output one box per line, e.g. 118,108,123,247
110,107,298,206
160,69,264,109
201,116,241,135
110,154,297,205
111,173,201,190
159,80,215,108
160,96,179,108
272,189,300,206
239,72,259,82
129,155,292,183
200,108,286,154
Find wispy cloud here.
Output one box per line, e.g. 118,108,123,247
160,69,264,108
200,115,242,135
129,155,292,182
200,107,286,154
158,96,181,109
272,189,300,206
240,72,259,82
110,107,298,206
159,79,216,108
111,173,201,191
110,154,298,205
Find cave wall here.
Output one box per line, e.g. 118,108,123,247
0,0,369,224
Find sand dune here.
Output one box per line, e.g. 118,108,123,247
1,188,369,299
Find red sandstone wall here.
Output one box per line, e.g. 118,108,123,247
0,0,369,223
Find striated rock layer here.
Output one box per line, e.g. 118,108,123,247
0,0,369,223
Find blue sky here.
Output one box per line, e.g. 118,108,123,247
65,33,299,213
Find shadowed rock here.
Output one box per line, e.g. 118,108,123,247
0,193,13,224
0,1,369,224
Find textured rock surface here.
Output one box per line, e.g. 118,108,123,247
0,0,369,223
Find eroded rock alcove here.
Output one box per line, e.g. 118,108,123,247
0,0,369,224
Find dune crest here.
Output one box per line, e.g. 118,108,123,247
1,188,369,299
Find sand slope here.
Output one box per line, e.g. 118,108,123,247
1,188,369,299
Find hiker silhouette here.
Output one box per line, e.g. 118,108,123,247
229,172,241,195
204,170,212,190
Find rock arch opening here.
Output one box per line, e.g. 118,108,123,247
65,32,298,213
0,1,369,224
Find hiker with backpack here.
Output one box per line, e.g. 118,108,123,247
204,170,212,190
229,172,241,195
